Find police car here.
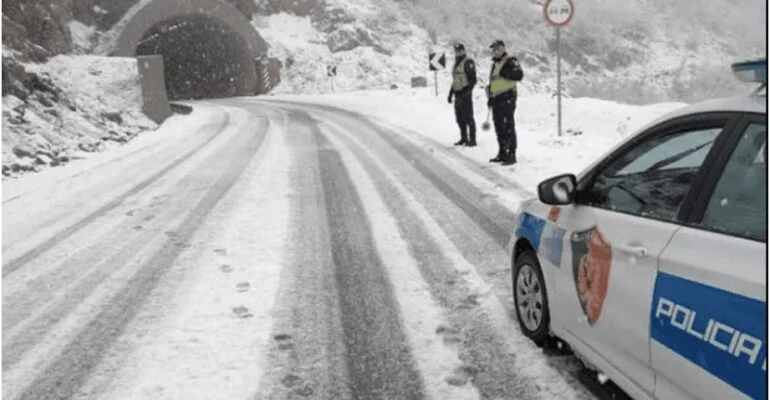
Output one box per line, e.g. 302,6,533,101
509,59,767,400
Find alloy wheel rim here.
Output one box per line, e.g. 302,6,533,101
516,264,544,332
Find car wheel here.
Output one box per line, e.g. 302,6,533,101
513,250,551,346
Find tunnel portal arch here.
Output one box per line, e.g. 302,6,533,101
114,0,270,99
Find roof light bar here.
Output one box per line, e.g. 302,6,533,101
732,58,767,85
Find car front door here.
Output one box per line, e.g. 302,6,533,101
652,115,767,400
551,113,739,398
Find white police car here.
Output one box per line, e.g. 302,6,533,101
509,59,767,400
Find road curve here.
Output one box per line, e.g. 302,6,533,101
2,99,627,400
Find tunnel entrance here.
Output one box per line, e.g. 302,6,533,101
136,14,257,100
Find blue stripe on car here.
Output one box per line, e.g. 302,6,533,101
516,212,546,250
515,212,565,267
651,272,767,400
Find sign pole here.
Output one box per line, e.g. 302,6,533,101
434,70,438,96
331,77,335,93
557,26,562,137
543,0,572,137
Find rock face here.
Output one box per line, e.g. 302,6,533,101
2,55,157,177
327,23,391,56
2,0,74,62
256,0,324,17
411,77,428,88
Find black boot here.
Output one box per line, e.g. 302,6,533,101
489,152,503,162
454,139,467,146
467,131,477,147
501,148,517,165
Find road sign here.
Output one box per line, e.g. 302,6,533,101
429,52,446,71
327,65,337,92
428,52,446,97
543,0,574,27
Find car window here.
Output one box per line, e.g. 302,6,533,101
582,126,723,222
700,122,767,241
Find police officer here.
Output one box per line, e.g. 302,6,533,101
486,40,523,165
447,43,478,146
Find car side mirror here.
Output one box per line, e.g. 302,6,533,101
538,174,578,205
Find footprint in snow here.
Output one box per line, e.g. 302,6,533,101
232,306,253,318
455,294,480,310
132,225,143,231
280,373,315,396
281,374,302,388
274,333,294,350
219,264,233,273
214,248,227,256
445,364,479,386
125,210,137,217
294,385,314,397
236,282,250,292
435,324,463,345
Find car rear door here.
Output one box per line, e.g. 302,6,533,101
652,114,767,400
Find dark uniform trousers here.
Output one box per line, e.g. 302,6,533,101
454,92,476,143
491,92,517,160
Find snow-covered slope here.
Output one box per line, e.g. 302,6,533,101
259,0,765,103
2,55,157,177
255,2,433,94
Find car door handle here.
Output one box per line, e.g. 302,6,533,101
619,244,649,258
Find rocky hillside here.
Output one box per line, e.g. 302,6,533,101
4,0,764,101
402,0,766,103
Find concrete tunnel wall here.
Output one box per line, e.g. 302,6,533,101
137,55,174,123
112,0,279,120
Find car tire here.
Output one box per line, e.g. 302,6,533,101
513,250,551,346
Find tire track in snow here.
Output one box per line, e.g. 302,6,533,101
2,110,231,277
69,108,290,400
253,109,352,400
317,127,423,399
306,105,628,400
3,109,244,367
11,117,269,400
2,163,212,371
317,116,591,400
318,117,481,400
256,109,426,400
313,110,426,399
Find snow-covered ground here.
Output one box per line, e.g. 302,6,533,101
267,86,687,194
3,89,690,399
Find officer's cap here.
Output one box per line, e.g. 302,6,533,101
489,40,505,49
454,43,465,51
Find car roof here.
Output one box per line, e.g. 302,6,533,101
639,94,766,132
675,93,766,116
574,94,767,180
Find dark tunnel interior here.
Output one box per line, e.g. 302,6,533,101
136,14,257,100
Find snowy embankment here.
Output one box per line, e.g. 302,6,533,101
269,87,687,195
2,54,158,177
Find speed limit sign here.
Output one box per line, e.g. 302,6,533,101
543,0,574,27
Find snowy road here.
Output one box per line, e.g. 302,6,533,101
3,100,626,400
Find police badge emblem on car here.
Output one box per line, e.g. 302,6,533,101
570,227,612,325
